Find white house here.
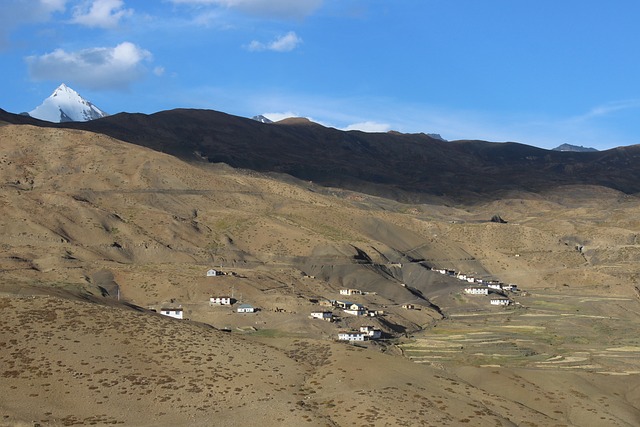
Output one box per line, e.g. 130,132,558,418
338,331,367,341
490,298,512,306
333,300,351,309
434,268,455,276
402,304,415,310
359,326,382,339
206,269,219,277
344,303,366,316
502,284,518,292
160,308,183,319
210,296,233,305
339,289,362,296
310,311,333,321
464,286,489,295
237,304,255,313
487,282,503,290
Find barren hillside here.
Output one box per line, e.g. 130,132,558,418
1,124,640,426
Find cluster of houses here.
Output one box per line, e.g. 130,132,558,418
432,267,520,307
330,298,382,317
307,289,386,342
157,292,258,320
159,276,384,344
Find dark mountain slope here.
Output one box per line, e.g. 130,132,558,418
2,107,640,201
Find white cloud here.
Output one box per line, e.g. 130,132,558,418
260,111,331,126
344,121,391,133
26,41,152,90
247,31,302,52
573,99,640,121
153,66,165,76
71,0,133,28
262,111,299,122
170,0,323,19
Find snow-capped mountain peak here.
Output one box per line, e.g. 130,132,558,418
28,84,108,123
251,114,273,124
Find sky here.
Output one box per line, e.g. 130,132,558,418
2,1,640,150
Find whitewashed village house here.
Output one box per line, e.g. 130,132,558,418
490,298,512,306
206,269,219,277
310,311,333,321
332,300,351,309
338,331,367,341
359,326,382,339
344,303,366,316
160,308,183,319
210,296,233,305
464,286,489,295
340,289,362,296
237,303,255,313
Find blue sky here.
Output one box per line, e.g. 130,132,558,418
2,1,640,149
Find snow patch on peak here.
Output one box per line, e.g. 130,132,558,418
29,84,108,123
251,115,273,124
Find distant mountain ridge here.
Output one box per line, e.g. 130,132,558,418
27,84,107,123
552,143,598,152
2,107,640,202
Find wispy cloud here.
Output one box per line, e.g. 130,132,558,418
262,111,299,122
572,99,640,121
344,121,391,133
26,41,152,90
0,0,68,47
247,31,302,52
71,0,133,28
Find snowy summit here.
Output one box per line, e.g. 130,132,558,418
251,115,273,124
28,84,108,123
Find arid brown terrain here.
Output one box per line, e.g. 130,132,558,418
1,121,640,426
